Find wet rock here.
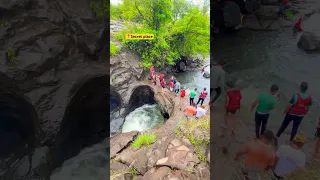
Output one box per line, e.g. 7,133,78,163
243,14,292,31
297,32,320,51
14,156,30,177
31,146,48,169
256,6,280,20
142,167,172,180
125,85,157,115
155,91,174,117
110,131,138,158
179,61,186,72
203,70,210,78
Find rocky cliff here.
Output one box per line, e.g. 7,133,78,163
0,0,110,179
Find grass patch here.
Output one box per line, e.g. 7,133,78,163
131,133,157,148
283,161,320,180
110,166,138,180
6,48,17,64
110,42,120,56
174,115,210,164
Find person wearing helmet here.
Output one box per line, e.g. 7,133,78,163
272,133,307,179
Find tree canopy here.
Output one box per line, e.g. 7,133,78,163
108,0,210,68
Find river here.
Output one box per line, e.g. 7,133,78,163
213,15,320,141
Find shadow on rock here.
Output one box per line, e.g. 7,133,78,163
50,74,109,169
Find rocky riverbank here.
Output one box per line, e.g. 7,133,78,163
110,82,210,180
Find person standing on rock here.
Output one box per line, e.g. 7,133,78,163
189,88,197,105
180,87,186,110
250,85,279,139
197,88,208,106
221,81,242,136
152,72,157,88
169,80,174,92
234,130,276,180
272,133,306,180
174,80,181,94
294,17,303,32
276,82,312,142
210,60,226,106
160,78,166,94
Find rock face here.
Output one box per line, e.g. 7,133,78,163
297,13,320,52
203,70,210,78
223,1,242,28
298,32,320,51
0,0,112,179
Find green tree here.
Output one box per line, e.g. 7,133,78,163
170,8,210,58
110,4,122,19
172,0,191,21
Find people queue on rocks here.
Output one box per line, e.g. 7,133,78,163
149,66,209,120
211,61,319,179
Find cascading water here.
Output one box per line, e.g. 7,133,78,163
122,104,164,133
50,138,108,180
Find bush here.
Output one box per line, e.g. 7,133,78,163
131,133,157,148
110,42,120,56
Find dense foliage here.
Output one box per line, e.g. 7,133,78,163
109,0,210,68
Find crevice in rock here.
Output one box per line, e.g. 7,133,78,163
50,74,108,169
111,133,139,159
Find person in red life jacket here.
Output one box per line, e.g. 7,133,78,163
160,78,166,94
201,67,205,73
294,17,303,32
276,82,312,142
313,118,320,156
197,88,208,106
169,80,174,92
221,81,242,136
150,66,155,73
180,87,186,110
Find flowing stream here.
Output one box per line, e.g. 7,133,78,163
122,104,164,133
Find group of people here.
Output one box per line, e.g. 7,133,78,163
211,61,320,179
149,65,210,120
278,0,303,32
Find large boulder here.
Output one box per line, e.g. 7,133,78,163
297,13,320,52
256,5,280,20
243,14,293,31
297,32,320,51
203,70,210,78
223,1,241,27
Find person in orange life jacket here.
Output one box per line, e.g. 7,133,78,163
197,88,208,106
250,85,279,139
294,17,303,32
180,87,186,110
276,82,312,142
221,81,242,136
313,118,320,156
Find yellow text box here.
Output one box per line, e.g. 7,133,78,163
125,34,154,40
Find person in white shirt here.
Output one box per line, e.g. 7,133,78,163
272,133,307,180
196,104,207,119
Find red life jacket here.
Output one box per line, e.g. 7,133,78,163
200,91,208,98
295,18,303,32
289,93,311,115
169,82,174,88
160,79,165,87
201,67,204,72
227,90,242,110
159,74,164,81
181,89,186,97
